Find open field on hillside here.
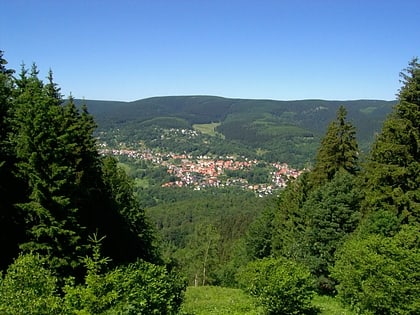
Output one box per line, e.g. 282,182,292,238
193,122,222,137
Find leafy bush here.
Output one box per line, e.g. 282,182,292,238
0,253,64,314
237,257,317,315
0,242,186,315
331,225,420,314
64,238,187,314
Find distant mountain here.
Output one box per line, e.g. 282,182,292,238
75,96,396,167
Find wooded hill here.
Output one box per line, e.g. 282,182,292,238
78,96,395,167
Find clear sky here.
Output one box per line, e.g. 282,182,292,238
1,0,419,101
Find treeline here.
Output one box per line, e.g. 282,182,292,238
237,59,420,314
0,52,186,314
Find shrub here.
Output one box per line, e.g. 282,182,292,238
237,257,316,315
0,253,64,314
331,225,420,314
64,238,187,314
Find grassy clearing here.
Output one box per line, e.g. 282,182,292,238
180,286,356,315
312,295,356,315
193,122,222,137
180,286,263,315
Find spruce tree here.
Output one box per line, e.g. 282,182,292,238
310,106,359,187
11,66,86,272
0,51,26,270
362,58,420,232
302,171,362,293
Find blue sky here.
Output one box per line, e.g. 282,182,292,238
1,0,419,101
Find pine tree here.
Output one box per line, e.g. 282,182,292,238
0,51,26,270
310,106,359,187
362,58,420,232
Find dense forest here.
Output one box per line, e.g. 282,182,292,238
0,50,419,315
80,95,395,168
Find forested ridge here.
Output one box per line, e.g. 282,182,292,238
80,95,395,168
0,50,419,314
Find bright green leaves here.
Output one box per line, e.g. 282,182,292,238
175,222,221,286
0,253,63,315
0,243,187,315
332,225,420,314
238,257,316,315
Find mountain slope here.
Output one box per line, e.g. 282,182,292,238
77,96,396,166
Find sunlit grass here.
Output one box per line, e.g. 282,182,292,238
180,286,356,315
193,122,222,137
312,295,356,315
180,286,263,315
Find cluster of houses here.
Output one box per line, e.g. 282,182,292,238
99,146,304,196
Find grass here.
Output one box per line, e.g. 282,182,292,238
180,286,356,315
193,122,222,137
312,295,356,315
180,286,263,315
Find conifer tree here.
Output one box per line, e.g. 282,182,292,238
271,172,312,260
310,106,359,187
11,66,87,272
0,51,25,270
362,58,420,232
7,64,160,275
302,171,362,293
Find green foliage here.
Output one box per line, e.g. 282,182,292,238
361,58,420,232
64,244,186,315
302,171,362,293
176,223,221,286
310,106,359,186
237,257,316,315
10,67,89,272
0,253,63,314
146,188,264,286
100,156,159,264
245,206,275,260
0,240,186,315
271,172,312,259
89,96,394,167
332,225,420,315
0,52,25,270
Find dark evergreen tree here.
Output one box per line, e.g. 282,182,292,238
245,206,275,260
10,66,87,272
98,156,159,264
310,106,359,187
268,106,361,289
302,171,362,293
7,65,159,276
0,51,26,270
361,58,420,234
271,172,312,260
